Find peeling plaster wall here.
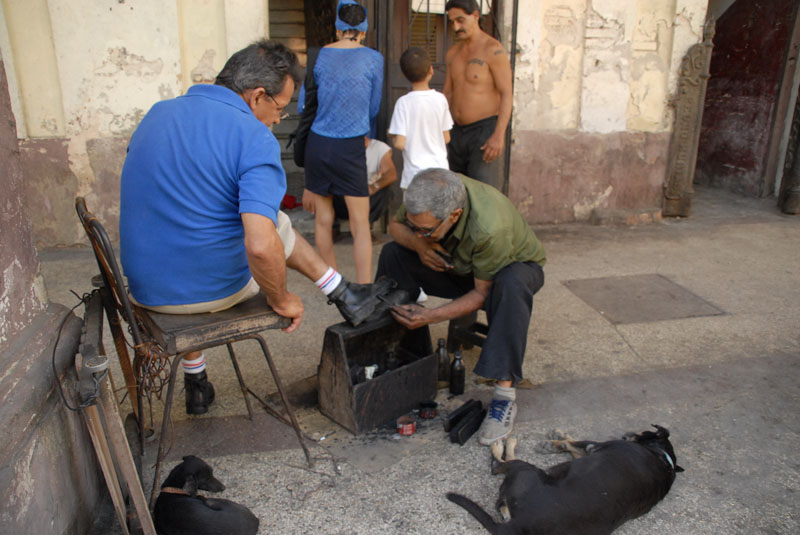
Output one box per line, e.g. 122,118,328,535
1,45,108,535
507,0,708,223
0,52,46,353
0,0,268,247
4,1,712,236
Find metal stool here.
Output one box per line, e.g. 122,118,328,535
76,197,311,509
447,311,489,353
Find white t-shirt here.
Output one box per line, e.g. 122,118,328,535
366,138,391,186
388,89,454,188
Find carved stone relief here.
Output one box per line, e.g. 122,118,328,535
779,90,800,214
663,18,715,217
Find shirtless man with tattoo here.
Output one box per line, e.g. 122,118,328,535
444,0,513,190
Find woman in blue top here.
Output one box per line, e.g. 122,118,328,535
304,0,384,283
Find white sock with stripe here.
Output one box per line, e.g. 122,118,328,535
182,353,206,374
315,267,343,296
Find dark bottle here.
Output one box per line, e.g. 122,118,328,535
449,350,465,395
436,338,450,383
386,351,400,371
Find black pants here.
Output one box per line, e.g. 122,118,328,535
448,116,502,191
376,242,544,384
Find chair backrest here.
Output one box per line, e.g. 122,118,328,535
75,197,145,347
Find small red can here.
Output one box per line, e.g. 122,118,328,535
397,415,416,435
419,401,438,419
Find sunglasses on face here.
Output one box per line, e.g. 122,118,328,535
405,217,444,238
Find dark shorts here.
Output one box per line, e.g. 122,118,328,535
305,131,369,197
448,115,503,190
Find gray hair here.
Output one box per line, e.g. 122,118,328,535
215,39,303,96
404,168,467,219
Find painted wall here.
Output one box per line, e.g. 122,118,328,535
3,0,712,242
1,49,104,535
0,0,268,247
504,0,708,223
0,51,46,352
695,0,798,197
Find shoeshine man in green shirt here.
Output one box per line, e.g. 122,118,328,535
375,168,545,446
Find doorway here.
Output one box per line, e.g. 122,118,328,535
376,0,503,205
694,0,800,213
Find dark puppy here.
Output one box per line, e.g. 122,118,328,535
447,425,683,535
153,455,259,535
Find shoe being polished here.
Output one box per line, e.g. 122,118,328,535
370,288,413,320
327,277,396,326
184,370,216,415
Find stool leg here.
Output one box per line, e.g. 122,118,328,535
149,354,182,510
134,351,147,454
227,343,255,420
447,310,479,352
253,335,313,466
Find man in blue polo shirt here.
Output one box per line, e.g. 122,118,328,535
120,40,391,414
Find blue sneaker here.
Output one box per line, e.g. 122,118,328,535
478,398,517,445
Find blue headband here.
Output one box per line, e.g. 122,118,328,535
336,0,368,33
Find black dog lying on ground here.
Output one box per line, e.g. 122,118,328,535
447,425,683,535
153,455,259,535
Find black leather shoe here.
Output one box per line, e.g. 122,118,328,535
327,277,396,326
184,370,215,415
369,288,413,323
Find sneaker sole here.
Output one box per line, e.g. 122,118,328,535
478,427,512,446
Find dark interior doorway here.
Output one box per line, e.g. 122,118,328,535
695,0,800,211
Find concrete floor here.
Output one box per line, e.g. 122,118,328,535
39,186,800,534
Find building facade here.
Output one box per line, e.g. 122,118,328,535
0,0,756,246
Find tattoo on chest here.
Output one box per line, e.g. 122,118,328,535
467,58,485,66
494,49,504,56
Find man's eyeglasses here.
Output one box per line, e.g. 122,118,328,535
267,94,290,120
406,217,444,238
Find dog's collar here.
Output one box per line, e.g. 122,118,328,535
653,447,675,471
160,486,189,495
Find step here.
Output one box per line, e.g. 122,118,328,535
269,23,306,39
284,170,305,200
270,0,304,9
270,10,305,24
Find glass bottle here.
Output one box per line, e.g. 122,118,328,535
449,350,465,395
436,338,450,383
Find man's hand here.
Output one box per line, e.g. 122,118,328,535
415,240,454,272
481,131,505,163
390,303,434,330
267,291,304,333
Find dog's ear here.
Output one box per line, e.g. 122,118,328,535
182,473,199,496
651,424,670,438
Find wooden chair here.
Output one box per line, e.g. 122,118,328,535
75,197,311,508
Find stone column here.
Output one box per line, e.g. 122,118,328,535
0,52,104,535
780,93,800,214
663,18,715,217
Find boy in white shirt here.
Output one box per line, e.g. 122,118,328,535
389,47,454,189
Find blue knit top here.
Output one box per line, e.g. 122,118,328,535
305,47,384,139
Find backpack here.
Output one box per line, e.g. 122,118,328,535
288,46,321,168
